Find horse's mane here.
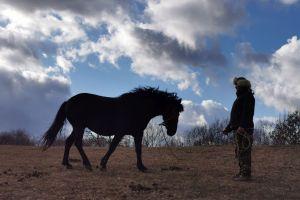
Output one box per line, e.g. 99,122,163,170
120,87,184,111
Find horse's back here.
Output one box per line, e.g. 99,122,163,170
66,93,119,120
70,93,116,101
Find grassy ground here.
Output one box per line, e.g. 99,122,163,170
0,145,299,199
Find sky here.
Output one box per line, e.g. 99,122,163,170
0,0,300,136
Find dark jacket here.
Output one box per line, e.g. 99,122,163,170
225,88,255,132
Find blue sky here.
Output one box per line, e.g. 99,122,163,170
0,0,300,136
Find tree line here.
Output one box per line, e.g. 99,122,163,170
1,110,299,146
185,110,299,146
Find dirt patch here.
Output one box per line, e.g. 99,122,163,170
17,170,48,182
0,181,8,186
69,158,81,163
1,167,48,183
129,183,152,192
128,182,169,194
161,166,184,171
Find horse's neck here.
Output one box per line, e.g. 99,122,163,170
140,97,163,119
148,98,162,118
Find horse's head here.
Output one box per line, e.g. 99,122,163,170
162,97,184,136
125,87,184,136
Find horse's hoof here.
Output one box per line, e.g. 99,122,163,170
139,168,147,173
63,164,73,169
138,165,148,172
84,165,93,171
100,165,107,171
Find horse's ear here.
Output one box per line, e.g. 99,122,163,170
178,98,184,112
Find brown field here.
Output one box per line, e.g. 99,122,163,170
0,145,299,200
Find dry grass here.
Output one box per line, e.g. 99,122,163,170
0,145,299,199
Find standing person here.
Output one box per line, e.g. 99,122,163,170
223,77,255,181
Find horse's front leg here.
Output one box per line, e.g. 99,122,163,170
134,134,147,172
100,134,123,170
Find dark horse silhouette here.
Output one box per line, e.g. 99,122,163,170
42,87,184,172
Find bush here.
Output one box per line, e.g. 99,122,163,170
0,130,35,145
270,110,300,145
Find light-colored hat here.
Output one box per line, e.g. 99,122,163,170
233,77,251,88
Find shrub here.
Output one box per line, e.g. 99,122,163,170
270,110,300,145
0,129,35,145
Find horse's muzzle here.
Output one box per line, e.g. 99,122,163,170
167,129,176,136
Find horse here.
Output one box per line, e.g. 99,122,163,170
42,87,184,172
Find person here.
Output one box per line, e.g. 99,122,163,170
223,77,255,181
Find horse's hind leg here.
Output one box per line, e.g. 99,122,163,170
134,134,147,172
100,135,123,170
74,128,92,171
62,132,75,169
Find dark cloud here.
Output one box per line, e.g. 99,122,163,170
0,0,134,16
0,0,112,14
134,27,227,67
236,42,271,64
214,1,245,29
168,0,244,30
0,33,58,61
0,68,70,136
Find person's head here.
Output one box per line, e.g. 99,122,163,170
233,77,251,91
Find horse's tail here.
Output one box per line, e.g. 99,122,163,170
42,101,67,150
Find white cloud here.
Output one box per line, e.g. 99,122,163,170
56,55,74,73
251,36,300,112
0,5,86,43
178,99,228,131
278,0,299,5
144,0,244,48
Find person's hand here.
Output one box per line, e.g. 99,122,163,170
237,127,245,134
222,128,229,135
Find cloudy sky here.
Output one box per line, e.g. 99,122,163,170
0,0,299,136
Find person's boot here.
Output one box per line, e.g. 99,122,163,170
234,155,252,181
233,171,251,181
233,174,251,181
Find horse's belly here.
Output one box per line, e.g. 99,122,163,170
87,120,133,136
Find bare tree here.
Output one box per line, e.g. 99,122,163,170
84,129,108,147
120,135,133,147
185,126,208,146
143,122,183,147
143,122,163,147
185,119,231,146
253,120,274,145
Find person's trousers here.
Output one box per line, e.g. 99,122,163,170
234,129,253,176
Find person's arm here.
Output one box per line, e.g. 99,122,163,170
223,100,235,135
239,95,254,131
223,124,233,135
